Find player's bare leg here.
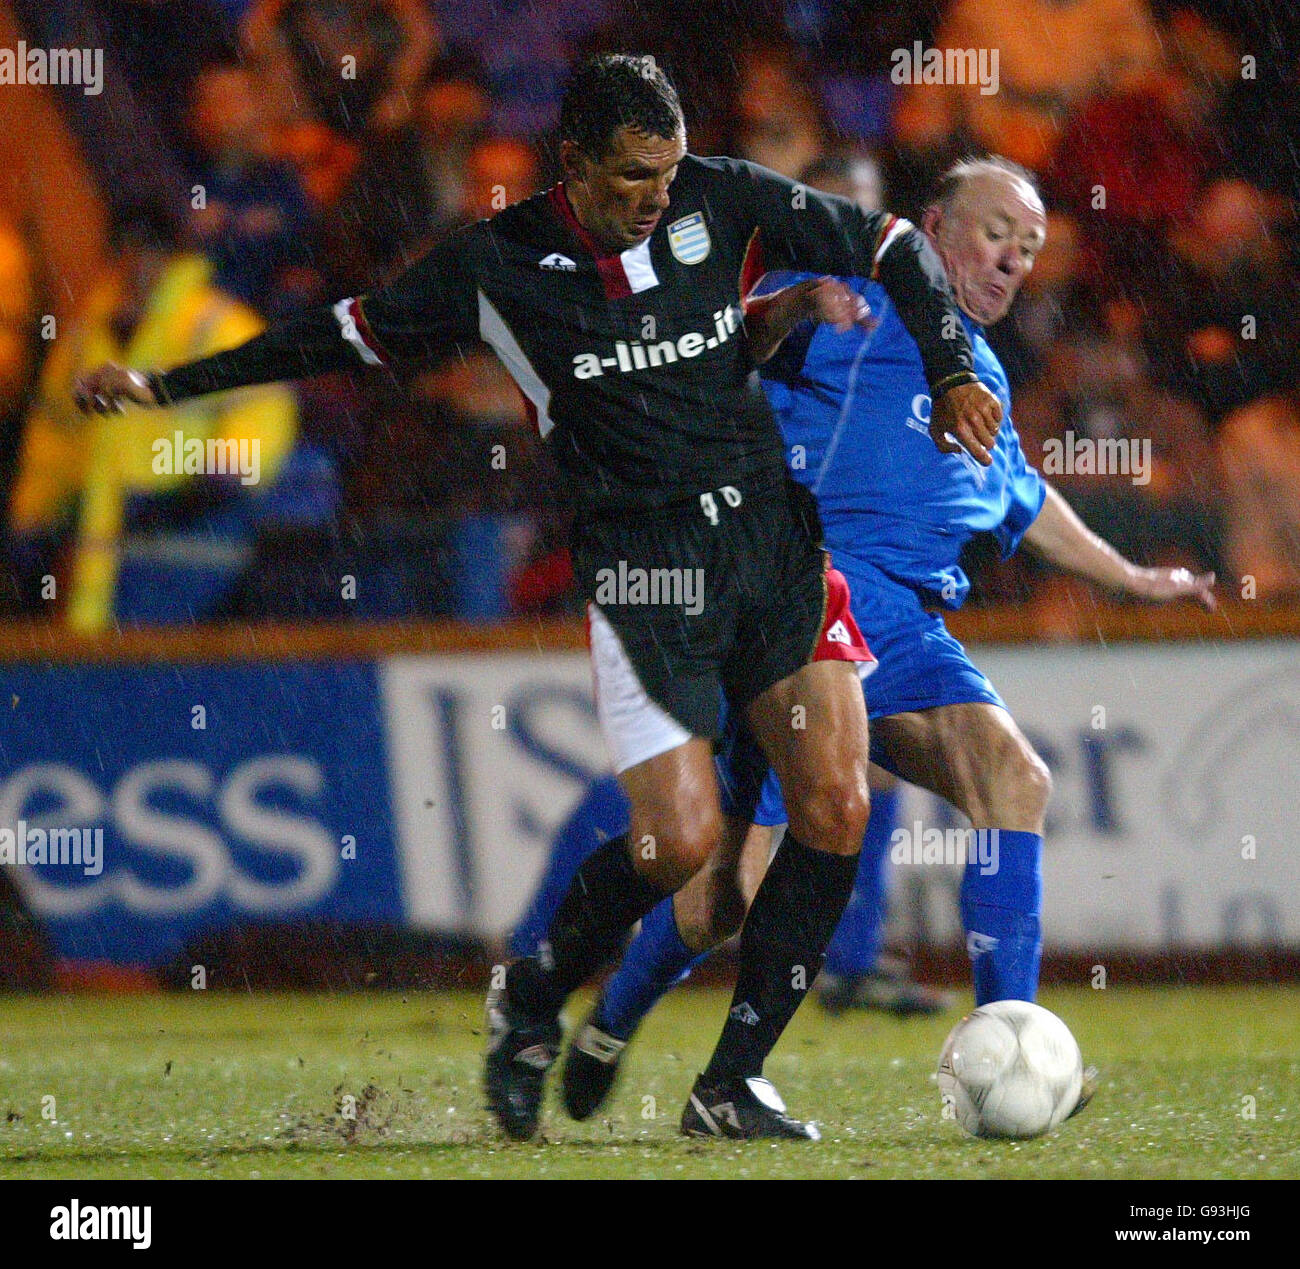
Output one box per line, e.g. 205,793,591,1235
561,807,756,1120
637,706,1045,964
870,702,1050,832
486,736,728,1139
746,660,871,856
620,739,727,891
675,771,944,1008
672,815,767,952
681,660,870,1140
675,705,1046,939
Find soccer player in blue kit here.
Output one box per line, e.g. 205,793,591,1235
557,156,1217,1134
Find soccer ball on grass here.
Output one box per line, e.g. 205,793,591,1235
937,1000,1083,1139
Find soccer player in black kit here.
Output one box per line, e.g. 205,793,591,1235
76,55,1003,1141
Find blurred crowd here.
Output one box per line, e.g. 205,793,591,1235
2,0,1299,627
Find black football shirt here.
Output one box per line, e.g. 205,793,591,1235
158,154,976,516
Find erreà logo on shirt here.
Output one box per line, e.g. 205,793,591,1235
539,252,576,271
572,305,741,378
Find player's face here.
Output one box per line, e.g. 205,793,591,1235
563,126,687,252
931,174,1047,325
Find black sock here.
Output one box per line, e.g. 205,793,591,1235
510,834,668,1016
703,834,859,1083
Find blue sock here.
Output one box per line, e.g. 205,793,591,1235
509,776,629,958
824,785,900,977
960,829,1042,1004
596,899,705,1040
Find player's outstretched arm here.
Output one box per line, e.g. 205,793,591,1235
1024,483,1216,609
73,234,480,415
72,303,364,415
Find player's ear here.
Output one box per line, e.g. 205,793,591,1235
559,139,591,185
922,203,943,243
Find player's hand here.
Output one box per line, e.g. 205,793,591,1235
744,277,870,363
1130,566,1217,611
73,364,159,415
804,277,872,333
929,380,1003,466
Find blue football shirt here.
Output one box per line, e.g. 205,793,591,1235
755,271,1046,608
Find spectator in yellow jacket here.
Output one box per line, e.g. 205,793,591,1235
9,210,297,630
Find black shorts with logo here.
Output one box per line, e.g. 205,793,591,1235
571,472,829,741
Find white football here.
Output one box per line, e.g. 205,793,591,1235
937,1000,1083,1139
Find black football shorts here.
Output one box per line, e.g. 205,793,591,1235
571,473,836,772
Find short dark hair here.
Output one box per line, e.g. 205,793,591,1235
933,155,1040,215
559,54,683,160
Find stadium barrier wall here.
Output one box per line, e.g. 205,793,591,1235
0,608,1296,970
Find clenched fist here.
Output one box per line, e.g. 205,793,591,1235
744,276,872,364
929,379,1003,466
73,364,160,415
799,276,872,333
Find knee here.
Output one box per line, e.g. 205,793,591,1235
633,803,723,889
1021,746,1053,813
1002,740,1053,820
785,768,871,856
678,805,726,874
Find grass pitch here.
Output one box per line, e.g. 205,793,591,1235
0,985,1295,1179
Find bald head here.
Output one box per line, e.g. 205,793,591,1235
923,159,1047,325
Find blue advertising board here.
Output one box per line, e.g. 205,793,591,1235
0,661,401,965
